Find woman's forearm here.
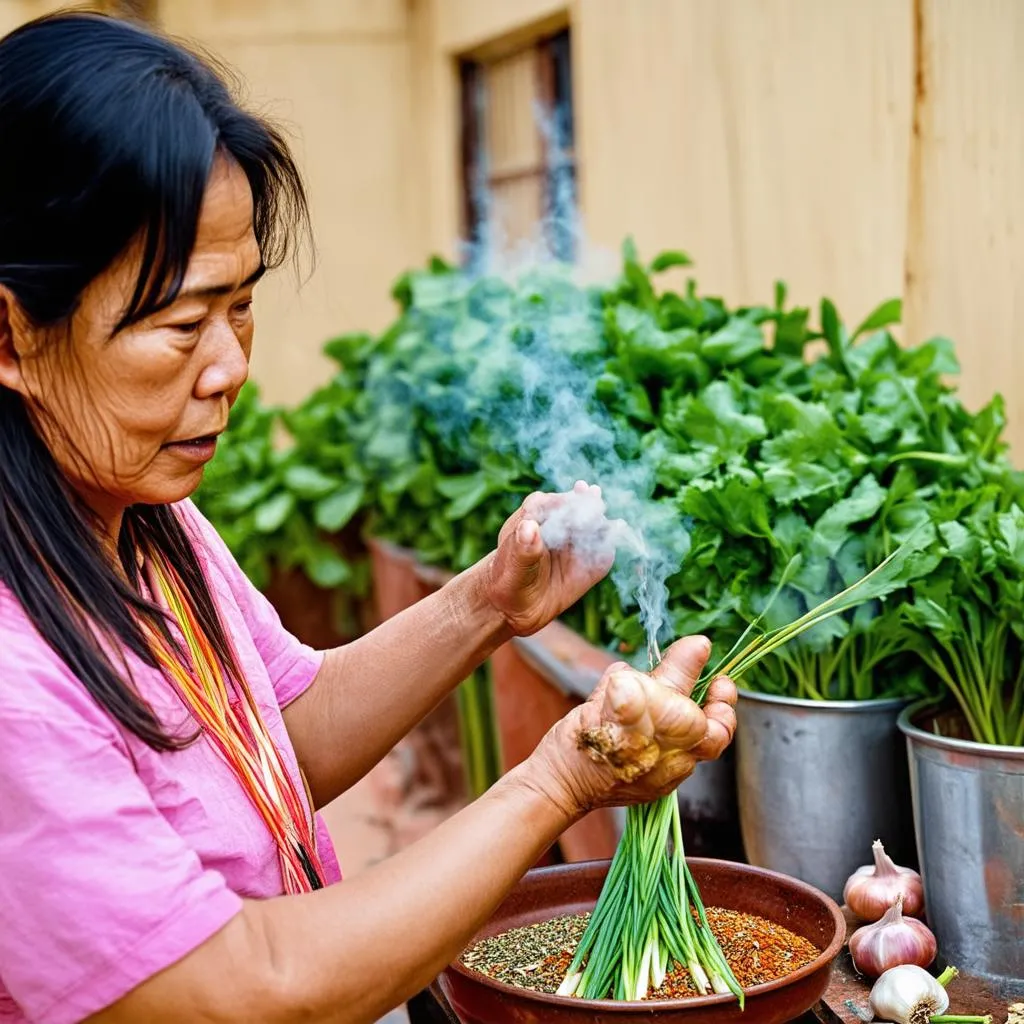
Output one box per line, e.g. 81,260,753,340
284,557,511,807
89,761,577,1024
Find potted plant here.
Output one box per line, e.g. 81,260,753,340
897,489,1024,984
588,281,1018,900
247,241,1020,901
710,303,1018,901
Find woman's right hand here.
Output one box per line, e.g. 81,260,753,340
523,636,738,819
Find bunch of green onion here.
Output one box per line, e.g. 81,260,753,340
559,542,920,1003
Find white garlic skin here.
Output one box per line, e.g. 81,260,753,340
848,893,937,977
868,964,949,1024
844,839,925,921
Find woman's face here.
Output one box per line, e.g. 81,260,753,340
0,157,261,530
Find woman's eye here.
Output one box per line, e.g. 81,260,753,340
233,300,253,316
172,320,202,335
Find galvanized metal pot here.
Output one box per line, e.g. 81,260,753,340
899,702,1024,984
736,690,916,901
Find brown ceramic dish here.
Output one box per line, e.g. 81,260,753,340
437,858,845,1024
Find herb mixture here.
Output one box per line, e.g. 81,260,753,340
460,908,820,998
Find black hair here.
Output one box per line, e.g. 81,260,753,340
0,11,310,749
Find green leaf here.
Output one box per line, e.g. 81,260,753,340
938,520,977,560
436,473,494,520
224,479,273,513
810,476,888,559
995,506,1024,563
253,492,295,534
773,308,810,358
680,381,767,453
314,483,366,533
303,544,352,588
700,317,765,365
649,250,693,273
283,465,338,499
899,336,960,379
852,298,902,339
820,298,841,351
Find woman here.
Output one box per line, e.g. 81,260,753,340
0,12,737,1024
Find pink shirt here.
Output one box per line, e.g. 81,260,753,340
0,500,342,1023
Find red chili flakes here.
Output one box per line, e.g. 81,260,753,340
652,908,820,998
461,907,820,999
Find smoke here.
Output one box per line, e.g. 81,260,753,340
385,95,690,659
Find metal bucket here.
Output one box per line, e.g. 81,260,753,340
676,746,744,861
736,689,915,900
898,702,1024,984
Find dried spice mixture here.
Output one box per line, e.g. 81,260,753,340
460,908,820,998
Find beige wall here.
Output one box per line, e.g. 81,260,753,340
2,1,1023,452
574,0,913,319
160,0,420,408
903,0,1024,440
0,0,79,36
414,0,1024,455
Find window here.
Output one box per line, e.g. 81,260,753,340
460,28,577,266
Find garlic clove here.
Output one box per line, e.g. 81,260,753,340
848,893,937,978
844,839,925,922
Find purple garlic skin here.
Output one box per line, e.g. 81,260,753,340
844,839,925,922
848,893,937,978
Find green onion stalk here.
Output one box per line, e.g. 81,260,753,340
908,612,1024,747
559,541,922,1003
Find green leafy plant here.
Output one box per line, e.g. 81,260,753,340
902,486,1024,746
201,241,1023,751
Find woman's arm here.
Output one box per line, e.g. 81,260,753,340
284,485,612,808
88,761,571,1024
87,638,736,1024
284,558,508,807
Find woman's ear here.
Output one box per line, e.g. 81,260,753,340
0,286,29,395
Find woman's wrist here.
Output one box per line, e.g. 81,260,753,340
447,556,515,649
499,751,589,831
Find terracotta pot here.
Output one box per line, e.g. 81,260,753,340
437,858,845,1024
367,536,425,622
263,564,375,649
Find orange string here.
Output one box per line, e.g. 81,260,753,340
141,551,326,895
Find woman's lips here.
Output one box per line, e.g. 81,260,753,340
162,434,219,463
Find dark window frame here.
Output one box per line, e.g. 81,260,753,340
459,27,577,266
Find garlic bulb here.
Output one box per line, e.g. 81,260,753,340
849,893,936,977
870,965,992,1024
844,839,924,921
869,964,949,1024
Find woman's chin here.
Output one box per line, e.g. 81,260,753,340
116,468,208,509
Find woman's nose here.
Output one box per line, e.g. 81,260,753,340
194,322,250,399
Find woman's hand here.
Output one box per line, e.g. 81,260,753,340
522,636,738,818
484,480,615,637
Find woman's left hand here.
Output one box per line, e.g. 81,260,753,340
484,481,614,637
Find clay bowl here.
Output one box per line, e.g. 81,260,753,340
437,858,845,1024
